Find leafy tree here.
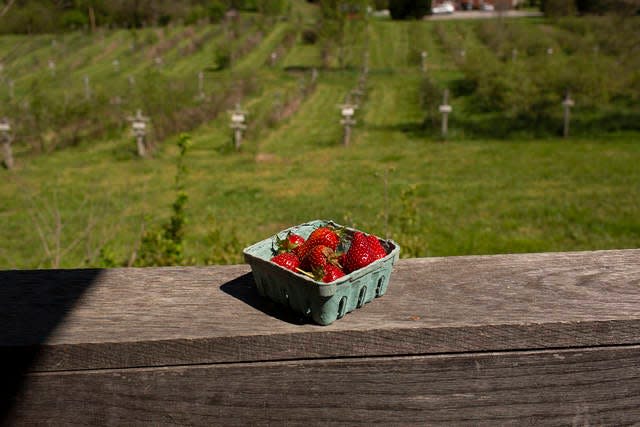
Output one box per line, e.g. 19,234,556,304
576,0,640,14
317,0,370,67
388,0,430,19
207,0,228,22
541,0,577,16
256,0,289,15
373,0,389,9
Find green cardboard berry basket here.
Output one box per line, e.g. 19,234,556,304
243,220,400,325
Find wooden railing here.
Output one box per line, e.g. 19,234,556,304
2,249,640,424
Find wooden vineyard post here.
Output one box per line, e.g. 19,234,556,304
273,91,283,121
113,59,120,73
83,75,91,101
48,59,56,77
299,78,306,97
351,88,364,107
363,52,369,75
196,71,205,101
421,51,427,73
339,102,357,147
127,110,150,157
562,92,575,138
110,96,122,113
229,103,247,151
0,117,14,169
439,89,452,140
8,80,14,100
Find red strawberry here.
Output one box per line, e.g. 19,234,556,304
367,235,387,260
343,232,375,273
321,264,346,283
338,253,346,267
294,226,342,259
270,252,300,272
276,232,305,254
289,233,305,247
302,245,339,271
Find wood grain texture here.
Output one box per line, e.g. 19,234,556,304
1,249,640,372
7,345,640,425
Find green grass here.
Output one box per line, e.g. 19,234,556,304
3,120,639,268
1,10,639,269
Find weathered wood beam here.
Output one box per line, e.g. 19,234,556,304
8,346,640,424
2,249,640,424
1,250,639,372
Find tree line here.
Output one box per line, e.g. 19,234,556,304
2,0,635,36
0,0,289,34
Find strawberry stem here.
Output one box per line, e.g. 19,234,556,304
296,268,315,279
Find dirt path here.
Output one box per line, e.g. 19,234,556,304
425,10,543,20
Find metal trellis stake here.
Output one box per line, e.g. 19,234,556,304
439,89,452,140
229,103,247,151
83,75,91,101
127,110,150,157
562,92,575,138
0,118,14,169
339,102,358,147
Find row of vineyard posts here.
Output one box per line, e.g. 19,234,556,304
0,34,597,170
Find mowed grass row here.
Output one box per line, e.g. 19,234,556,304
0,17,274,122
1,16,640,268
4,129,639,268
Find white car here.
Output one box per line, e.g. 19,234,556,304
432,2,455,14
481,3,495,11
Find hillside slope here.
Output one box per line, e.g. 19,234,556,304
1,13,639,268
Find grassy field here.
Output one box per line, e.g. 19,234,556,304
1,8,639,269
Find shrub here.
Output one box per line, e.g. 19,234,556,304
214,43,232,70
60,10,88,31
208,1,228,23
185,5,207,25
420,76,443,130
302,28,318,44
135,134,191,267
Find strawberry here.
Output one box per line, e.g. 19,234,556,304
338,253,346,267
270,252,300,272
294,226,342,260
321,264,346,283
275,232,305,254
367,234,387,260
302,244,340,271
343,231,375,273
289,233,306,247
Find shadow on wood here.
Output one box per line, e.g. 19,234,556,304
219,272,309,325
0,268,103,421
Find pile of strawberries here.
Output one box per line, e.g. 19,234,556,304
270,225,388,283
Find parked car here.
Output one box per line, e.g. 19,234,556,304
432,2,455,14
481,3,495,11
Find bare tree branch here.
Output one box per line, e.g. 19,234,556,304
60,213,97,261
22,192,53,266
0,0,16,19
127,222,145,267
